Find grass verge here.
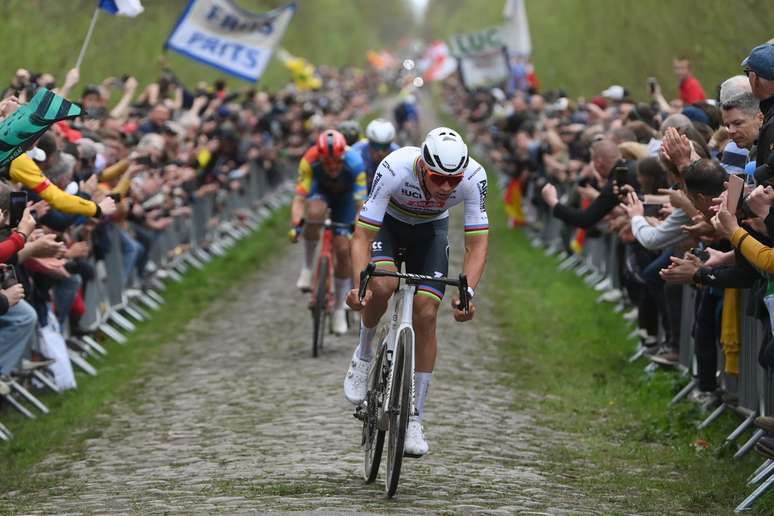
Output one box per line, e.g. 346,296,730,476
0,204,289,496
431,90,773,514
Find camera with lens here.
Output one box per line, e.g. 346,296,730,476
0,264,18,289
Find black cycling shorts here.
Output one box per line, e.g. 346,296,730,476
370,214,449,303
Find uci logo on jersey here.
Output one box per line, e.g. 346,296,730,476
401,188,422,199
372,241,383,252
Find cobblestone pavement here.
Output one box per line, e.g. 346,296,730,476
1,98,617,515
1,215,612,515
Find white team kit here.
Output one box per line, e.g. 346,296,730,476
356,146,489,234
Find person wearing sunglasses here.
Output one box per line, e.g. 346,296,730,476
343,127,489,457
351,118,399,195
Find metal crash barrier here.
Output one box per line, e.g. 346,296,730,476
526,199,774,513
0,161,295,437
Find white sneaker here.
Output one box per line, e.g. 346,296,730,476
344,351,370,404
332,308,348,335
404,416,429,457
296,267,312,291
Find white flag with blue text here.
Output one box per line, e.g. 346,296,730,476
165,0,296,83
99,0,144,17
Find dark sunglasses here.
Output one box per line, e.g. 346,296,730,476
426,169,464,187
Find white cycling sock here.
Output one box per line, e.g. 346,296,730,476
415,372,432,422
303,238,317,269
334,277,350,310
356,321,377,361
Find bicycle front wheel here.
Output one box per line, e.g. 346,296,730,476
385,329,413,498
363,340,388,483
312,256,329,357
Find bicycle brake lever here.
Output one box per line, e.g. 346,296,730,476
359,263,376,303
456,273,469,314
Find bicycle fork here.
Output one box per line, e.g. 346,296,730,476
381,286,417,428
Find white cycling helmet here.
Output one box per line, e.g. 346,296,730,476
365,118,396,145
421,127,469,175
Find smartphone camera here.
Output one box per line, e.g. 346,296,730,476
690,247,710,262
614,161,629,187
647,77,658,95
9,191,27,228
0,264,18,289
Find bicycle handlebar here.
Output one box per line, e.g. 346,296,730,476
290,218,354,242
358,263,470,313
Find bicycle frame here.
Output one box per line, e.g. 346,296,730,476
310,222,336,313
379,283,416,428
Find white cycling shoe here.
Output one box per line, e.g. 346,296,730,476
332,308,348,335
296,267,312,291
344,350,370,404
404,416,429,457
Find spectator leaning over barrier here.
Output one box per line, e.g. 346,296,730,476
743,43,774,183
721,90,763,153
540,139,624,229
661,160,764,404
0,183,45,377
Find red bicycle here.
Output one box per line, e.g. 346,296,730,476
293,219,353,357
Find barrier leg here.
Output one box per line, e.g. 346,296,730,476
184,253,205,270
68,336,100,359
629,346,647,363
750,460,774,485
122,303,146,322
138,293,161,311
109,311,136,332
9,380,48,414
736,473,774,512
128,302,150,320
3,393,35,419
698,403,727,430
0,421,11,440
81,335,108,356
195,248,214,263
670,378,697,406
726,413,757,444
558,254,581,271
32,370,59,393
146,289,165,305
584,271,604,286
68,350,97,376
735,428,766,459
99,321,128,344
149,277,166,291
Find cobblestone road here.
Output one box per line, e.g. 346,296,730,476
2,218,610,514
1,97,615,515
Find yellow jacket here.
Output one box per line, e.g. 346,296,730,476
731,227,774,273
9,154,98,217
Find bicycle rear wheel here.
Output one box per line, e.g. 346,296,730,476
385,329,413,498
363,340,388,483
312,256,329,357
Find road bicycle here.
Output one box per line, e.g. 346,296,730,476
354,260,469,497
293,219,354,357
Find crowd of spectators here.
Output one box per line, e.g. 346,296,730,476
0,62,379,427
442,43,774,466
